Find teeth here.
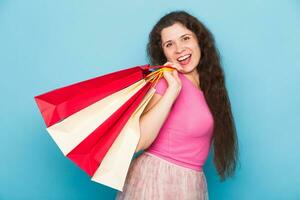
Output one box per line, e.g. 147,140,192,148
178,54,191,61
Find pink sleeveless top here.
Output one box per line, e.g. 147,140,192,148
145,72,214,171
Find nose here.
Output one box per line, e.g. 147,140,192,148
175,42,185,54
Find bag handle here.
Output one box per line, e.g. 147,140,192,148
144,65,175,87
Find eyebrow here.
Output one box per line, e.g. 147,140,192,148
162,34,192,47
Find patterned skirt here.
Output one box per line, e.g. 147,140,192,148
115,152,209,200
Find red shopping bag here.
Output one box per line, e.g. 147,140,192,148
34,65,149,127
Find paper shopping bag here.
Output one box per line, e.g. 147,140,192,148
35,66,146,127
91,87,155,191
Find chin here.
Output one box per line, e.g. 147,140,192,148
182,65,197,73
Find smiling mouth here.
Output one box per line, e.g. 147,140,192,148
177,54,192,66
177,54,191,62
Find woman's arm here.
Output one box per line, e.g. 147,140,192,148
135,67,182,153
135,89,179,153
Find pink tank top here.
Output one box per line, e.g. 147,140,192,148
145,72,214,171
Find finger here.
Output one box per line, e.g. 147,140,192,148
163,62,176,70
173,69,178,75
163,70,171,77
163,71,173,82
163,62,172,66
172,70,182,82
171,63,183,71
172,69,179,78
174,63,184,71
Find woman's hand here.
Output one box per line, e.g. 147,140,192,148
162,62,183,97
163,61,184,72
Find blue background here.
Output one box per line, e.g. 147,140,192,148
1,0,299,199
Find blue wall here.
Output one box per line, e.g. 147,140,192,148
1,0,299,199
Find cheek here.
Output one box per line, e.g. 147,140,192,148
163,49,174,61
193,44,201,57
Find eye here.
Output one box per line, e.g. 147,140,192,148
183,36,190,41
166,43,172,48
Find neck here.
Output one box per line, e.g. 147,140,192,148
183,69,200,85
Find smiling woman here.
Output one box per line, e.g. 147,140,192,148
161,24,201,72
116,10,239,200
160,22,202,90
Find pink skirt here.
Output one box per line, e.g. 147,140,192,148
115,152,209,200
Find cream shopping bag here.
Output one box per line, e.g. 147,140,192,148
91,87,155,191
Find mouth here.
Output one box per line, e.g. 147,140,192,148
177,54,192,66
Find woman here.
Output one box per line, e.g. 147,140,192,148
116,10,239,200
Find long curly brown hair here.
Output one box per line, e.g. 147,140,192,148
146,10,239,181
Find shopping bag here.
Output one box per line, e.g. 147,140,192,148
34,65,147,127
91,86,155,191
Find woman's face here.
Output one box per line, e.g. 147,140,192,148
161,23,201,74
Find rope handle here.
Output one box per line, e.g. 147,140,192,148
140,64,175,71
144,65,175,87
